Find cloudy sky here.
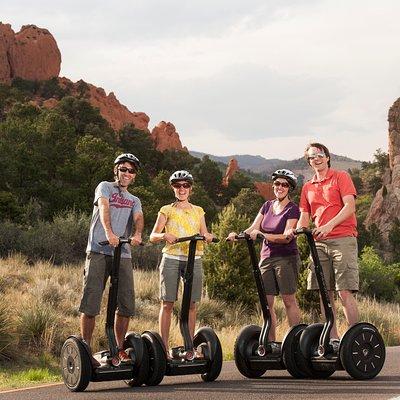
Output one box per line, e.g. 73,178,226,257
2,0,400,161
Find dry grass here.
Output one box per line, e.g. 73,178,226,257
0,254,399,366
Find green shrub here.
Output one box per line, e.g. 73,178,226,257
359,246,400,302
203,205,257,308
17,302,60,352
0,299,15,360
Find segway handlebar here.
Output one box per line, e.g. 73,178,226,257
99,238,145,246
175,234,219,243
227,232,265,241
294,227,313,235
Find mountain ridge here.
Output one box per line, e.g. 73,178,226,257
190,150,363,179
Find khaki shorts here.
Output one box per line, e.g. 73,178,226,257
259,254,301,295
159,255,203,302
307,236,359,291
79,252,135,317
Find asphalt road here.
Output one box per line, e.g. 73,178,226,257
1,347,399,400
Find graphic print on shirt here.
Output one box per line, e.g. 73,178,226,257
110,192,135,209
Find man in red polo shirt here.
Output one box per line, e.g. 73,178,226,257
297,142,359,349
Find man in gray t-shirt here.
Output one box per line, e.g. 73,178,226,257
79,153,144,366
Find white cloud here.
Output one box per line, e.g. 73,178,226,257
1,0,398,161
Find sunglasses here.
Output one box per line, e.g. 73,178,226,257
171,182,192,189
307,153,326,161
118,167,137,174
273,181,290,188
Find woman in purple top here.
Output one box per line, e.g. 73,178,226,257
228,169,302,342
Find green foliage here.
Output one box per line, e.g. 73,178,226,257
389,218,400,262
0,210,90,264
0,298,15,360
295,266,320,313
17,301,60,351
359,246,400,302
230,188,264,219
203,205,257,308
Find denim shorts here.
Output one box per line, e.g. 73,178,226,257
79,252,135,317
159,255,203,302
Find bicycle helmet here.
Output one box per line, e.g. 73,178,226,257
114,153,141,171
271,169,297,190
169,170,194,184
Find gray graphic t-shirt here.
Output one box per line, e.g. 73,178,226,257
86,181,142,258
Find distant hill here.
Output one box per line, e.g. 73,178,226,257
190,151,363,180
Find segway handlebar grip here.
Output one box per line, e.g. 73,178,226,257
294,227,313,235
230,232,264,241
175,234,219,243
98,237,143,246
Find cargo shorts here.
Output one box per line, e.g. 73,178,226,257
79,252,135,317
259,254,301,295
307,236,359,292
159,255,203,302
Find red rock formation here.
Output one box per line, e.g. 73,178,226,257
151,121,186,152
365,98,400,259
0,23,61,83
1,22,186,151
254,182,275,200
222,158,239,187
0,23,14,84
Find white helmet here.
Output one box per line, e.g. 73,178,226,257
271,169,297,190
169,170,194,184
114,153,141,171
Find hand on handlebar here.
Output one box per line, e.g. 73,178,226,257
203,232,214,243
163,233,178,244
248,229,264,241
106,231,119,247
130,233,143,246
226,232,238,241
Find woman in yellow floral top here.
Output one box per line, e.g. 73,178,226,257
150,170,214,354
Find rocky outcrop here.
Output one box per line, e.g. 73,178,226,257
1,22,186,151
0,23,61,84
222,158,239,187
55,77,150,131
365,98,400,258
150,121,186,152
254,182,275,200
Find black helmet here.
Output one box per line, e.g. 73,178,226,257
114,153,141,171
169,170,194,184
271,169,297,190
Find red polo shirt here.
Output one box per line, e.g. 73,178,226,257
299,168,357,238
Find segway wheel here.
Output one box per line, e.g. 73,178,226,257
340,322,386,380
233,325,267,378
281,324,310,378
194,327,223,382
142,331,167,386
299,323,336,379
124,332,149,387
60,337,92,392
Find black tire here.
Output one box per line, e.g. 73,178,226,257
340,323,386,380
142,331,167,386
194,327,223,382
299,323,336,379
60,337,92,392
281,324,310,378
124,332,149,387
233,325,267,378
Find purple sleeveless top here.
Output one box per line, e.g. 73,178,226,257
259,200,300,260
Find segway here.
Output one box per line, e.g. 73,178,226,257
135,234,223,385
228,233,310,379
295,228,386,380
61,238,150,392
